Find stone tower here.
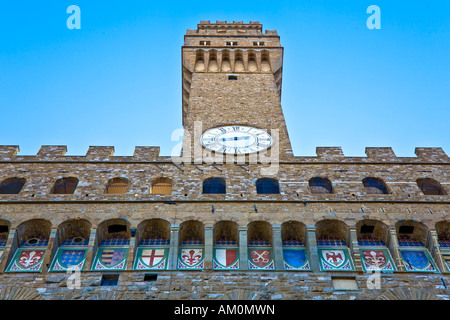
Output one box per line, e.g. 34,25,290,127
180,21,293,162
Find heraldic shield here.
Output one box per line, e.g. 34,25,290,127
134,247,169,270
7,249,46,272
178,248,204,269
318,248,355,271
400,249,438,272
360,249,395,272
248,249,274,270
92,247,128,271
283,248,310,270
213,248,239,270
50,248,87,271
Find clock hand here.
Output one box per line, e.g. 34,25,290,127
219,136,250,142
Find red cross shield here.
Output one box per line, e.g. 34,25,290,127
141,249,165,267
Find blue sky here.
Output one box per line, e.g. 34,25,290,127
0,1,449,157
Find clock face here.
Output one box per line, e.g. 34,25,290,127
200,125,273,154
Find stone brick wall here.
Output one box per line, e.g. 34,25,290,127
0,271,448,300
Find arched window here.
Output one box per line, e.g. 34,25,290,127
281,221,310,271
151,178,172,195
309,177,333,194
105,177,128,194
362,177,388,194
247,221,274,270
178,220,204,270
417,178,446,195
0,177,26,194
52,177,78,194
6,219,51,272
256,178,280,194
92,219,130,271
395,220,438,272
133,219,170,270
203,177,226,194
49,219,91,272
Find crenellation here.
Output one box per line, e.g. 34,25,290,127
0,145,450,164
316,147,344,160
415,147,449,162
133,146,160,161
0,145,19,160
365,147,397,161
37,145,67,159
85,146,115,160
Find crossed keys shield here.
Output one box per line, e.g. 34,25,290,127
249,249,271,267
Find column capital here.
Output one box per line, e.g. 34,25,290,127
272,225,282,232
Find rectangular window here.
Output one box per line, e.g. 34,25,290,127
332,277,359,291
228,75,238,80
100,274,119,286
360,225,375,234
253,41,265,46
226,41,238,46
108,224,127,234
399,226,415,234
199,41,210,46
144,274,158,282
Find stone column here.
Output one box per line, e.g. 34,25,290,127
126,232,137,270
204,226,214,270
255,51,262,72
306,225,320,272
349,227,363,272
217,51,223,72
84,228,97,271
0,228,16,273
230,51,236,72
238,226,248,270
168,224,180,270
272,225,284,270
203,51,210,73
428,230,447,273
242,50,249,71
41,227,58,273
388,228,404,271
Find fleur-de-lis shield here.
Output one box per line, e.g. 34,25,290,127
181,249,202,266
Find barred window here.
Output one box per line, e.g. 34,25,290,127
256,178,280,194
52,177,78,194
417,178,446,195
309,177,333,194
362,177,388,194
151,178,173,195
203,177,226,194
0,177,26,194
